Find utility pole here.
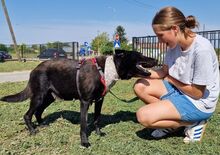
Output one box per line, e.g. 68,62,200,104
1,0,21,61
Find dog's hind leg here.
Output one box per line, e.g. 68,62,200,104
35,92,55,125
24,95,44,135
80,99,91,148
94,98,105,136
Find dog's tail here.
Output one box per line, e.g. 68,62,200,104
0,84,32,103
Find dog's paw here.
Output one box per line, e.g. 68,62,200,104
100,132,106,136
95,130,106,136
81,142,91,148
95,128,101,135
95,128,106,136
29,129,39,135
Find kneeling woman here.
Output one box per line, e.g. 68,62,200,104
133,6,219,143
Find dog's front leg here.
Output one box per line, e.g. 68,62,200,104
80,99,90,148
94,98,105,136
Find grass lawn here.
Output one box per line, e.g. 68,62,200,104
0,79,219,155
0,61,41,72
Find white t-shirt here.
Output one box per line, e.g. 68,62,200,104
164,34,219,113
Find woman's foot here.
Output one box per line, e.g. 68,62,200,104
183,120,207,143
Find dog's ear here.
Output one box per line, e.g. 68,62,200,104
115,49,126,57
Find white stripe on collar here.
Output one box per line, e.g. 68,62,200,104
104,56,119,91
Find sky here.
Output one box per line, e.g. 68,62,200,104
0,0,220,45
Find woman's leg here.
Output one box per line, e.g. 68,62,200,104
136,100,191,128
134,78,191,128
133,78,167,104
134,78,207,142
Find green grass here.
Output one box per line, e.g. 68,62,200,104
0,80,220,155
0,61,41,72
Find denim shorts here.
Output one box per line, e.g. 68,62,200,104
161,80,213,122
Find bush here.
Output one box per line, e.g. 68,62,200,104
0,44,8,52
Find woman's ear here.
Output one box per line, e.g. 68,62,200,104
171,25,179,36
171,25,179,32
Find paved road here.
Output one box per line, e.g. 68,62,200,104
0,70,31,83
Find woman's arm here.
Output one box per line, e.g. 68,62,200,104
165,75,206,100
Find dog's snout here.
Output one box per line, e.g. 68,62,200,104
140,58,158,68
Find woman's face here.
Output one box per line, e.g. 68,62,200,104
152,25,178,49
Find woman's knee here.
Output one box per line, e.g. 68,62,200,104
133,79,149,95
136,107,154,127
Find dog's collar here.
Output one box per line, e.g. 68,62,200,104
104,56,119,91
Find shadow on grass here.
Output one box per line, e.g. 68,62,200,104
41,110,138,125
38,110,185,140
39,110,138,136
135,127,185,140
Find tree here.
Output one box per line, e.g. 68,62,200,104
0,44,8,52
114,25,132,50
91,32,113,54
1,0,21,61
115,25,128,44
100,41,113,55
46,41,63,49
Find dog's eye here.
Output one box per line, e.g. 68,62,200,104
116,53,124,57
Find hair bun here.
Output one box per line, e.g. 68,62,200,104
185,15,198,29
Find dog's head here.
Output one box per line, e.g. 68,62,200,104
113,49,157,79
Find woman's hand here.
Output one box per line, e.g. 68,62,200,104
149,65,168,79
164,74,171,82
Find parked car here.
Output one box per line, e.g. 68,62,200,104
0,51,12,59
37,48,67,59
0,52,5,62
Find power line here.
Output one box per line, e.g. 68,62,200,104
123,0,157,9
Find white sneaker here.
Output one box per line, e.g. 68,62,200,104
151,128,176,138
183,120,207,143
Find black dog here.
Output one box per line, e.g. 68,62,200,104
0,49,157,147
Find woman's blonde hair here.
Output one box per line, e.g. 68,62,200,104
152,6,199,37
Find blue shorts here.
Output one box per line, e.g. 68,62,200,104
161,80,213,122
